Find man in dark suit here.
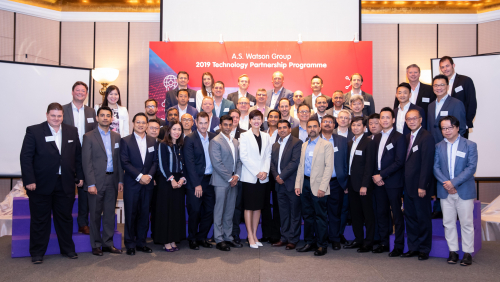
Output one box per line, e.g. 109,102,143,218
368,114,382,139
343,117,375,252
164,71,197,110
172,89,199,121
226,74,257,107
158,107,179,140
394,64,435,115
277,98,299,129
394,82,426,136
82,106,124,256
304,75,332,113
183,112,216,250
371,107,406,256
310,96,333,124
20,103,84,264
145,99,166,127
62,81,97,235
120,113,158,255
343,73,375,116
439,56,477,138
270,120,303,250
320,115,349,251
401,109,434,260
266,71,294,110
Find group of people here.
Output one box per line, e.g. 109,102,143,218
20,56,478,267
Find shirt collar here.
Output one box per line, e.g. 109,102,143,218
98,126,110,136
312,93,322,98
222,133,233,143
197,130,208,141
444,135,460,145
399,102,411,111
49,124,62,134
381,127,393,136
437,94,449,104
272,87,283,95
321,133,333,142
238,89,246,97
71,102,81,111
411,126,422,137
278,133,291,145
450,72,457,83
134,132,146,140
309,136,319,145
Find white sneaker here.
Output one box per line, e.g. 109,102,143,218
250,244,258,249
256,242,263,247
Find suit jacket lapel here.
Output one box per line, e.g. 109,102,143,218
61,125,68,155
407,129,422,160
44,122,60,153
454,138,467,176
129,133,143,165
65,104,75,126
94,128,106,154
451,74,460,95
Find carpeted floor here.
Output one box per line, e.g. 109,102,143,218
2,224,500,282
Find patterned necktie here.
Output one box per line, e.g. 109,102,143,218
406,134,414,161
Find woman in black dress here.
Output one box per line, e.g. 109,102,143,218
153,121,186,252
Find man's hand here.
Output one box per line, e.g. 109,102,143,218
375,179,385,186
317,190,325,198
443,181,455,191
230,175,239,187
276,175,284,185
178,178,185,187
418,188,426,198
88,186,98,195
295,188,301,196
195,185,203,198
360,187,367,196
344,189,348,194
118,183,123,193
259,172,268,181
171,179,178,188
26,183,36,191
372,174,383,183
77,180,84,187
140,175,151,185
448,187,458,194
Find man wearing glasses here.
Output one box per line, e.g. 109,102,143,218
291,104,312,142
145,99,166,127
236,97,251,131
290,91,312,119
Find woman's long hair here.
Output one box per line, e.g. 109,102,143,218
201,72,214,98
101,85,122,107
161,120,184,147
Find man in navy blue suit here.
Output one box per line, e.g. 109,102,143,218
172,89,198,125
183,112,216,250
164,71,197,110
394,82,426,136
394,64,435,115
371,107,406,257
320,115,349,251
120,113,158,255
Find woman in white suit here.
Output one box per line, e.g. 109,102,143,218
239,109,272,248
94,85,130,137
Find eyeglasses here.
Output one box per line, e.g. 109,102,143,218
148,127,160,131
238,102,249,105
322,120,334,124
337,116,350,120
146,105,156,109
298,110,310,114
441,126,455,132
433,84,447,88
405,117,420,122
256,94,267,97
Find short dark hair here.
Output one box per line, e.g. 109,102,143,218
439,56,454,66
214,81,225,88
148,118,161,126
439,115,460,130
162,120,184,147
367,113,380,122
433,74,449,85
351,116,366,126
47,102,63,113
132,112,148,123
298,103,311,112
228,108,241,117
144,99,158,107
97,106,112,116
249,109,264,120
307,118,320,127
268,109,281,119
406,109,421,118
380,107,395,119
72,81,88,92
316,95,328,103
277,119,291,128
177,71,189,79
322,114,335,123
278,97,291,106
167,107,179,115
397,82,411,93
177,89,189,97
311,75,323,84
220,115,233,123
196,111,210,121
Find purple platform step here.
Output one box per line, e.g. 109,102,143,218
13,197,78,216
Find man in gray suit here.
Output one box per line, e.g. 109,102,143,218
266,71,294,110
278,98,299,129
62,81,97,235
82,106,124,256
209,115,243,251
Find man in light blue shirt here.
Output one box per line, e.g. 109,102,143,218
292,104,312,142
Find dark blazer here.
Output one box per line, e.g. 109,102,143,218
216,126,246,140
62,103,97,134
394,82,435,115
404,128,435,198
344,91,375,116
227,91,256,107
183,131,216,189
20,122,84,196
212,98,235,118
158,143,184,179
304,94,332,112
270,135,303,192
372,130,406,189
165,87,197,111
209,115,220,133
333,128,354,142
172,104,198,132
266,87,294,109
347,134,375,192
322,133,349,189
393,103,426,136
427,96,467,144
119,133,158,189
450,74,477,129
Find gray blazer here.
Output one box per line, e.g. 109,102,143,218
82,127,124,192
209,133,242,187
343,91,375,116
62,102,98,134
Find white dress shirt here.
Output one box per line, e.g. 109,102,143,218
410,82,420,105
311,93,322,113
270,87,283,109
349,134,362,175
396,102,411,134
277,134,290,174
214,100,223,118
178,105,188,118
350,89,362,97
71,102,85,145
447,72,457,96
444,135,460,179
49,124,62,174
378,128,393,170
333,105,344,117
221,133,236,176
337,127,349,138
239,115,249,130
435,94,449,118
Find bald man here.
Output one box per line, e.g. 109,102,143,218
266,71,294,110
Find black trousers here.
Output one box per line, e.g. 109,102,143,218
232,181,244,240
261,178,281,240
375,185,405,249
123,184,153,249
404,192,433,254
186,175,216,241
348,178,375,247
28,176,75,257
276,183,301,244
77,186,89,228
327,179,344,242
301,178,328,248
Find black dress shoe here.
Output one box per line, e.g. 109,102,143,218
418,252,429,260
207,238,215,244
233,237,241,244
343,242,362,249
447,251,459,264
32,256,43,264
372,240,381,246
340,235,347,245
357,245,372,253
314,247,328,256
136,246,153,253
269,238,280,244
62,252,78,259
225,240,243,248
372,245,390,253
401,250,419,257
197,240,213,248
189,240,200,250
126,248,136,255
260,237,270,243
389,248,403,257
216,242,230,251
102,246,122,254
460,253,472,266
332,242,341,250
296,243,318,252
92,248,103,256
431,211,443,219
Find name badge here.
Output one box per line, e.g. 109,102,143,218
355,150,362,156
250,102,255,106
386,143,394,151
224,108,229,112
189,98,195,102
457,151,466,158
308,151,314,157
87,118,94,123
334,147,338,152
68,140,73,143
422,97,430,103
45,136,55,142
148,146,154,153
412,145,418,152
213,125,219,131
115,143,119,149
364,101,370,106
440,111,448,116
455,86,463,93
